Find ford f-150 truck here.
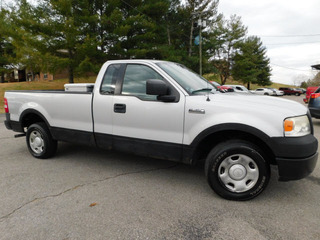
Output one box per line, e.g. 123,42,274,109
4,60,318,201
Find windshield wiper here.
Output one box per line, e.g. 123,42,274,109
191,88,213,94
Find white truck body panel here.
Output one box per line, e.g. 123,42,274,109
6,91,93,132
183,94,308,144
111,95,185,143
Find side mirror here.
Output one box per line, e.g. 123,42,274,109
146,79,176,102
146,79,168,96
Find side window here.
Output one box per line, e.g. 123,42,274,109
100,64,120,94
122,64,163,100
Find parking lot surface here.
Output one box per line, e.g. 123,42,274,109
0,95,319,240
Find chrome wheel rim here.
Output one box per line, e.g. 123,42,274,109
29,130,45,154
218,154,259,193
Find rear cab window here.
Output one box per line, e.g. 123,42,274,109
100,64,121,94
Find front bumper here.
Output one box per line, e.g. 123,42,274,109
277,152,318,181
270,134,318,181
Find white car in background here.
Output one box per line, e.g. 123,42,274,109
268,88,284,96
223,85,250,93
250,88,275,95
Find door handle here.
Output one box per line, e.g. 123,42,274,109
114,103,126,113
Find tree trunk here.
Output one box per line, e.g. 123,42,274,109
0,72,4,83
68,65,74,83
167,24,171,46
68,49,74,83
247,82,250,90
188,19,194,57
221,75,227,86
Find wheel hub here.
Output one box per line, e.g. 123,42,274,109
218,154,259,193
29,131,44,154
229,164,247,180
34,137,42,148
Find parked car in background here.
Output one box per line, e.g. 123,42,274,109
210,81,234,92
296,88,306,94
223,85,250,93
250,88,275,95
267,88,284,96
303,86,318,103
279,87,302,96
308,88,320,118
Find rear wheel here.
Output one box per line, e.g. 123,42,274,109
26,122,57,159
205,140,270,201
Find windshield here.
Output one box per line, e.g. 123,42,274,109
156,62,217,95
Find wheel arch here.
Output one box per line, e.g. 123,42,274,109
189,123,276,165
20,109,51,130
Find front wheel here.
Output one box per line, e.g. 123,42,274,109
26,122,57,159
205,140,270,201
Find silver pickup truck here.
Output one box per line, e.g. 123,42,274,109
4,59,318,200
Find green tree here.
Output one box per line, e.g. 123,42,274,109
0,9,16,83
300,81,308,88
9,0,111,83
207,15,247,85
232,36,271,89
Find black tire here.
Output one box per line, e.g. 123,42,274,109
264,93,269,95
205,140,270,201
26,122,57,159
295,93,300,96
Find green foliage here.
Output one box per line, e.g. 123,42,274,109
0,0,271,86
207,15,247,85
232,36,271,89
300,81,308,88
0,9,16,82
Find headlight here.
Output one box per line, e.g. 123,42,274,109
284,115,311,137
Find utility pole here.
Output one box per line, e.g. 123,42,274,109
197,15,206,76
199,16,202,76
192,11,207,75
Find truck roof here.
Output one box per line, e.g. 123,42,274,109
105,59,167,64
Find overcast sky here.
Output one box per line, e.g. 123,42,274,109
218,0,320,85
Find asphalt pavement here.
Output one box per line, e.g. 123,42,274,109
0,95,319,240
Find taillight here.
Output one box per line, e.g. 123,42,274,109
311,93,320,99
4,98,9,113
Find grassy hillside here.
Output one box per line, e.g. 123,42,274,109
203,73,294,89
1,74,294,114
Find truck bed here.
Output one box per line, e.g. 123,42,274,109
5,90,93,133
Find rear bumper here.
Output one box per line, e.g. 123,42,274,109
4,113,24,132
4,113,12,129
